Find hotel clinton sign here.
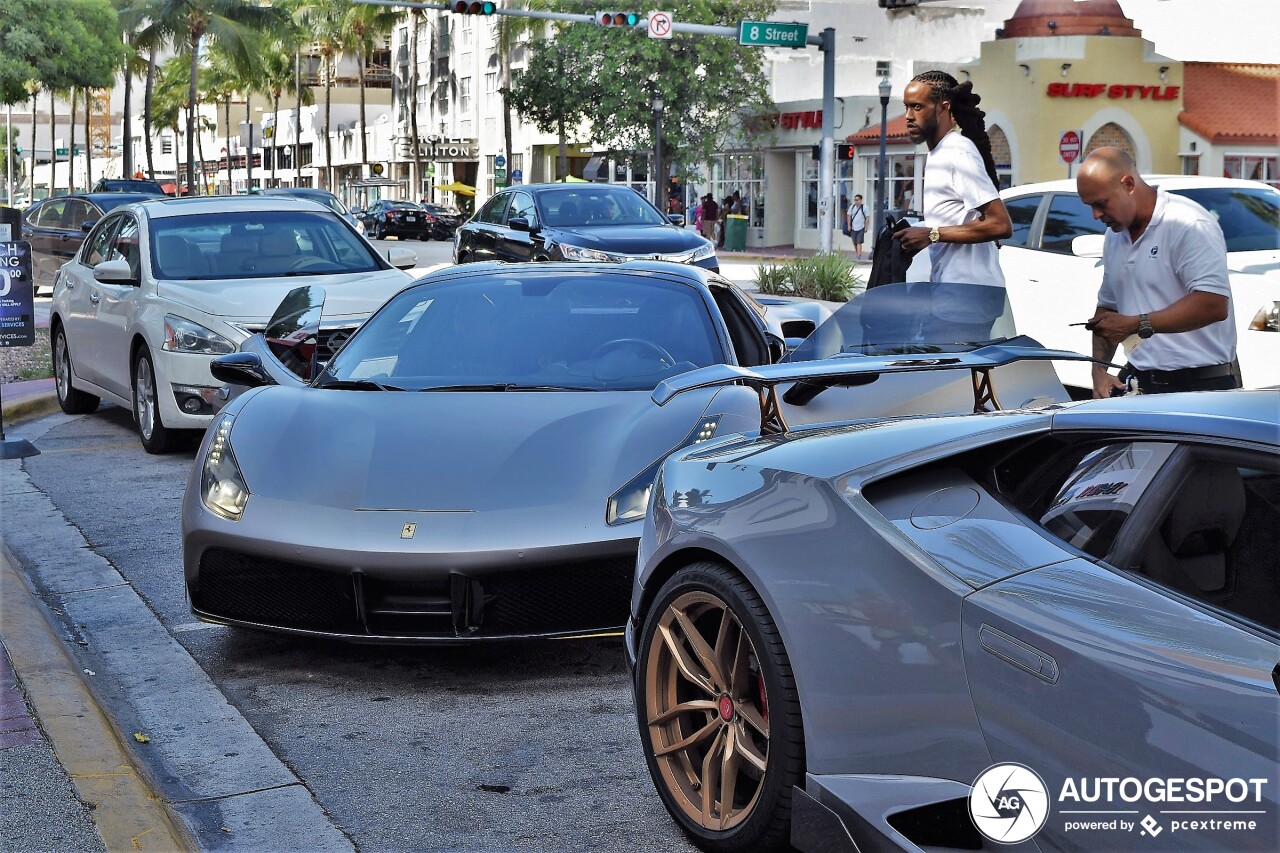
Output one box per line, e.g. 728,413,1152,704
395,135,478,161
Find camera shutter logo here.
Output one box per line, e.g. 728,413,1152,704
969,763,1050,843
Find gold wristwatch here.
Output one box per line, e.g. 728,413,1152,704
929,226,941,243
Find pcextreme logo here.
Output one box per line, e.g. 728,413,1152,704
968,764,1272,844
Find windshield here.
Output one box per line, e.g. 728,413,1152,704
148,210,384,280
785,280,1015,362
322,272,724,391
539,188,668,228
1168,186,1279,252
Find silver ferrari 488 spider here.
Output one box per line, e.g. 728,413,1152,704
182,263,1073,643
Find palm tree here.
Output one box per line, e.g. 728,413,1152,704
257,36,311,188
291,0,347,191
149,0,288,195
344,1,399,175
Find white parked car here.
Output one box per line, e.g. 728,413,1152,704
50,195,417,452
997,176,1279,392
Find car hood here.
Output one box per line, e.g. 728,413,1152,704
158,268,411,323
228,385,716,513
549,224,709,254
1228,248,1280,278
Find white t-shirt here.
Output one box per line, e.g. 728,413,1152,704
847,202,867,231
922,130,1004,286
1097,189,1236,371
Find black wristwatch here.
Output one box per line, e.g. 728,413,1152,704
1138,313,1155,339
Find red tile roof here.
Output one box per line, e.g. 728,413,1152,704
846,114,913,147
1179,63,1280,145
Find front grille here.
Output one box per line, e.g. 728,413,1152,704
192,549,634,638
239,323,358,364
483,558,633,634
193,547,361,633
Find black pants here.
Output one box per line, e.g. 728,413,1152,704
1120,361,1242,394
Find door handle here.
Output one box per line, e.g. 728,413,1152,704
979,624,1058,683
89,292,100,304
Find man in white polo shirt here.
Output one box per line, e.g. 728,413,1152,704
1079,147,1239,397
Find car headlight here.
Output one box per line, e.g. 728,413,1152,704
163,315,236,355
690,243,717,262
558,242,623,263
607,416,722,525
1249,301,1280,332
201,414,250,521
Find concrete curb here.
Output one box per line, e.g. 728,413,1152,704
2,391,60,426
1,545,192,852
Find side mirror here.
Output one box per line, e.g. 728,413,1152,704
387,247,417,270
263,285,325,379
1072,234,1105,258
93,258,135,283
667,214,685,227
211,352,274,388
508,216,536,233
81,220,97,233
766,334,787,363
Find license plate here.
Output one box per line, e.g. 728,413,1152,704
405,216,418,222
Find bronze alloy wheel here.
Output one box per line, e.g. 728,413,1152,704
639,561,804,852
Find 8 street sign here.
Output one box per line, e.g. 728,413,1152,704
738,20,808,48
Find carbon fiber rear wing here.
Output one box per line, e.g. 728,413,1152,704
652,342,1108,436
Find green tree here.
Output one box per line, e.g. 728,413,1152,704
344,0,399,173
507,0,775,182
147,0,288,194
0,0,122,104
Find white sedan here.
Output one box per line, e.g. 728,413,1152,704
50,195,417,452
997,175,1279,392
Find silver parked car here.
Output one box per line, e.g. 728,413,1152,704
629,371,1279,851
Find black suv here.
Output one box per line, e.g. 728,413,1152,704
91,177,169,195
453,184,717,271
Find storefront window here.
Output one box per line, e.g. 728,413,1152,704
989,125,1013,189
862,153,918,218
1224,154,1279,189
709,153,764,228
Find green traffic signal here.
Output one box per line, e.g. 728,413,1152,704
451,1,496,13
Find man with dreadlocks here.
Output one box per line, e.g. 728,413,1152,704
894,71,1012,286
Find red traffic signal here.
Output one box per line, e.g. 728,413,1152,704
452,1,496,14
597,12,640,27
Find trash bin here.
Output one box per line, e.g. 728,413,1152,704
723,214,748,252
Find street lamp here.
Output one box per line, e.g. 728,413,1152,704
875,74,891,242
651,95,664,208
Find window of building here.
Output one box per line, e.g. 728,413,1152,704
460,76,472,113
1084,122,1136,161
299,143,313,167
875,60,890,77
989,124,1013,189
1181,154,1201,176
485,72,498,101
461,119,473,137
710,153,764,229
161,136,173,155
1224,154,1279,189
858,153,917,224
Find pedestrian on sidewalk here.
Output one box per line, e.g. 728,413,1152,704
699,194,718,242
846,194,868,258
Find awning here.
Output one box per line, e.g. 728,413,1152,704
435,181,476,196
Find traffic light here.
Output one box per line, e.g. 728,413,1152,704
811,143,856,160
597,11,640,27
451,1,496,14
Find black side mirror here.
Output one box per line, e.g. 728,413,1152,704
509,216,537,233
211,352,274,388
81,220,97,232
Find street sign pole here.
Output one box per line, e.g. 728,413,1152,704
818,27,835,254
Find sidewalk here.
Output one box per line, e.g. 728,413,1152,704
0,545,190,852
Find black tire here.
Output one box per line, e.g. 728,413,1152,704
132,348,183,454
52,325,99,415
371,223,384,240
635,561,805,853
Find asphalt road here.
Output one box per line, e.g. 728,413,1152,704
2,403,699,852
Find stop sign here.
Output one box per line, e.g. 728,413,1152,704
1060,130,1082,164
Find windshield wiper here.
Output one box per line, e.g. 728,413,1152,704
314,378,403,391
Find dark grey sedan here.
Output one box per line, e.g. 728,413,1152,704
630,377,1279,852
